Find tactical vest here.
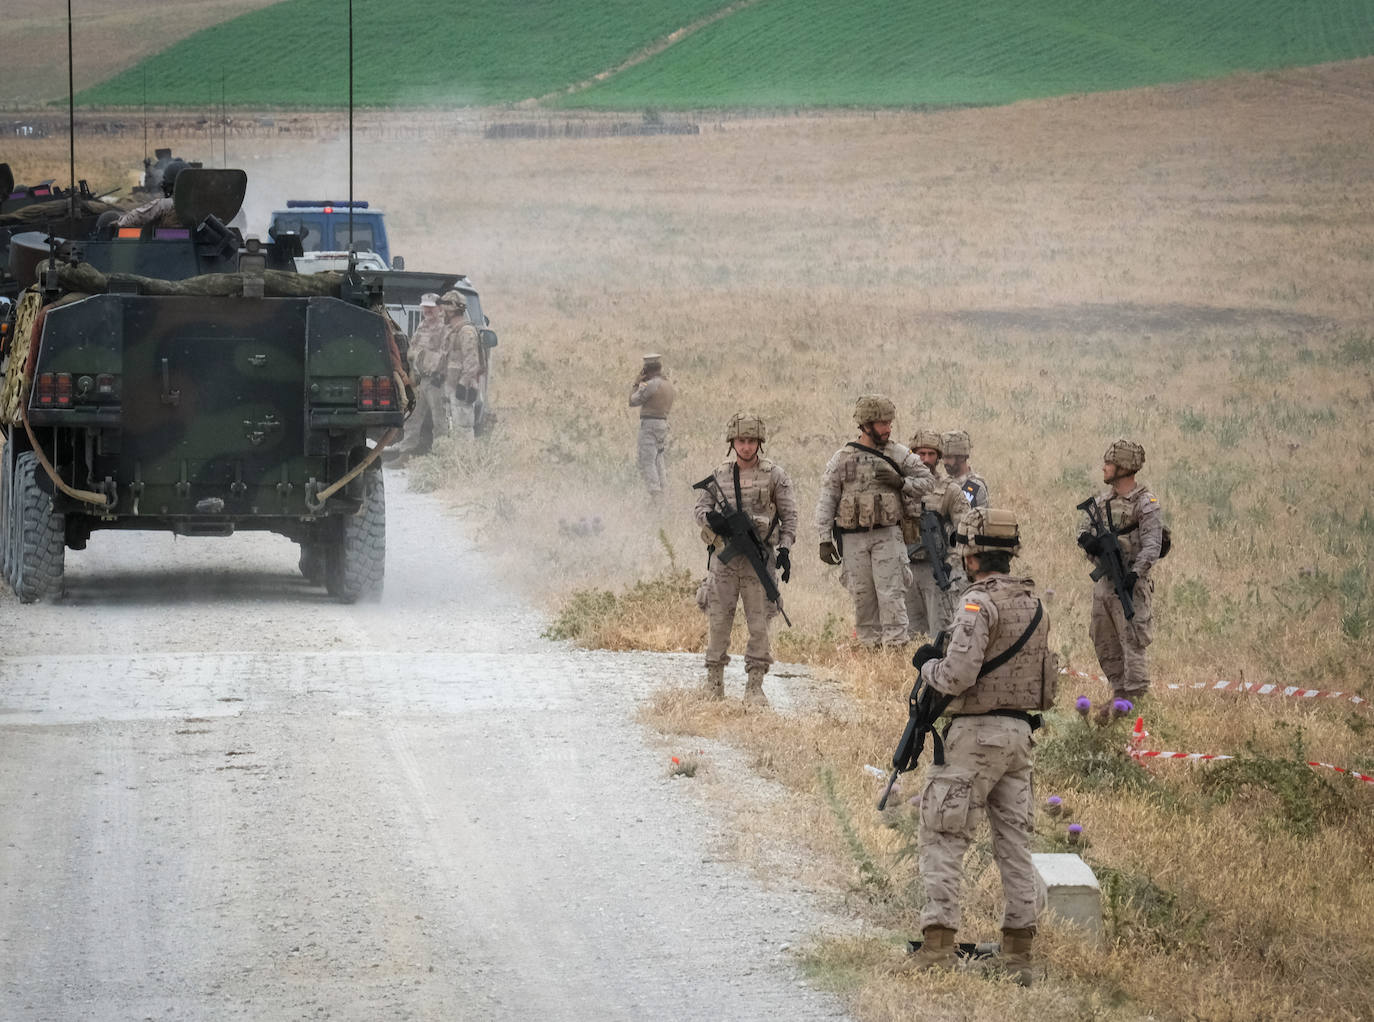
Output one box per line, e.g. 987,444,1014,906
714,459,782,544
639,376,675,419
1100,487,1156,566
948,470,988,510
407,321,444,376
947,576,1057,714
833,445,905,529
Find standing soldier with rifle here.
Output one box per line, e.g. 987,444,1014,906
1077,438,1166,722
906,507,1057,985
693,413,797,706
815,395,934,647
904,428,962,641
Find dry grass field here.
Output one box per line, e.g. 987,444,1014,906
9,60,1374,1022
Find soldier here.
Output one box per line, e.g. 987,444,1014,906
940,430,989,511
904,429,962,640
815,395,933,647
628,354,675,501
1078,439,1163,719
388,292,459,464
115,159,186,229
908,507,1056,985
694,412,797,706
446,295,484,430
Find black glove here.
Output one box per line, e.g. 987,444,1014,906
819,540,841,565
872,460,904,489
775,547,791,583
705,511,729,534
911,643,941,672
1124,571,1139,592
1077,531,1104,557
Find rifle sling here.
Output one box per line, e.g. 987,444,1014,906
976,601,1043,679
845,441,907,484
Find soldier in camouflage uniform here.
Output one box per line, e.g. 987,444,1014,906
815,396,933,646
1078,439,1163,717
114,159,186,229
904,429,961,640
694,412,797,706
940,430,989,592
388,292,453,463
629,354,675,502
908,507,1056,986
447,295,484,430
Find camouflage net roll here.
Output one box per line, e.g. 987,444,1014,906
0,197,120,228
56,261,346,298
1,289,44,426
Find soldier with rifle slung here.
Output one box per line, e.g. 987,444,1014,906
693,412,797,706
1077,438,1166,722
904,428,963,641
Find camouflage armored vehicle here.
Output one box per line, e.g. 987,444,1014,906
0,168,407,603
1,162,119,304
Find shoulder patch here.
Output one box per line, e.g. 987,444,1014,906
963,602,982,613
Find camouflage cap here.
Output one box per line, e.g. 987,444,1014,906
952,507,1021,558
853,394,896,425
438,290,467,310
1104,438,1145,473
942,430,972,457
726,411,766,443
910,428,943,453
419,292,439,307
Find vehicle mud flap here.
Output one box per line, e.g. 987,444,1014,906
324,467,385,603
298,542,326,585
10,451,65,603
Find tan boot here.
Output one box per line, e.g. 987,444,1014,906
701,664,724,700
909,925,957,971
743,666,769,707
991,927,1035,986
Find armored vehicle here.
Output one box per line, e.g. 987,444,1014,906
0,168,406,603
1,162,117,303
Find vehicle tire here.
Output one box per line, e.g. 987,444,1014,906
11,451,64,603
298,542,325,585
324,468,385,603
1,443,14,589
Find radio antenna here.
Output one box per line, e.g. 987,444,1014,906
142,68,148,167
66,0,76,220
347,0,355,268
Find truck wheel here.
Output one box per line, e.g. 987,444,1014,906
11,451,65,603
1,444,14,588
298,542,325,585
324,468,385,603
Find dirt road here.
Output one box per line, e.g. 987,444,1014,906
0,474,848,1021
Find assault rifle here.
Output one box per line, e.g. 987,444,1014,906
1077,496,1135,620
694,470,792,627
920,508,953,591
877,630,951,810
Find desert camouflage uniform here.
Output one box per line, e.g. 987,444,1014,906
447,318,484,429
905,473,965,639
1086,484,1163,699
815,442,933,645
629,368,675,498
942,466,989,592
695,458,797,673
114,195,179,229
393,313,450,458
917,574,1055,934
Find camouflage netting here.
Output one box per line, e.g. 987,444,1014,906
0,197,120,228
55,261,348,298
1,289,44,426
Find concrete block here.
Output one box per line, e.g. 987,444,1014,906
1032,852,1105,946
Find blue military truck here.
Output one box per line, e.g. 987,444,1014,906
267,199,398,268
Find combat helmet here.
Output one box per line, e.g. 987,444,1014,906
726,411,766,443
438,290,467,311
942,430,972,458
952,507,1021,558
1104,438,1145,473
853,394,896,425
160,159,188,197
910,428,943,454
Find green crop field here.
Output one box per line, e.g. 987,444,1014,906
73,0,1374,109
565,0,1374,108
73,0,729,107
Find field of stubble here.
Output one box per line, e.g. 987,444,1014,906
10,61,1374,1022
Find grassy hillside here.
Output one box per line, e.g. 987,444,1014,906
565,0,1374,108
73,0,729,107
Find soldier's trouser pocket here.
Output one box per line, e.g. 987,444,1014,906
921,767,977,836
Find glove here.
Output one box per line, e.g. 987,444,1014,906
775,547,791,583
819,540,841,565
1077,531,1104,557
911,643,941,672
872,459,904,489
1124,570,1139,592
705,511,729,534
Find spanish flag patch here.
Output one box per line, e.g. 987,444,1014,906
964,603,982,613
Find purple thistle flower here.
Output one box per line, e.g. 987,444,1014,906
1075,696,1091,715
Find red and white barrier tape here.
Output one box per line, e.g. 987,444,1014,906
1130,748,1233,763
1307,761,1374,785
1126,719,1374,785
1061,667,1368,709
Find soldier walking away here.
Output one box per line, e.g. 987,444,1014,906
694,413,797,706
114,159,187,229
904,429,960,640
446,294,484,431
908,507,1057,985
629,354,675,502
1078,439,1164,720
815,395,933,647
387,292,457,465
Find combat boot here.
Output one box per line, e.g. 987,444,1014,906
743,666,769,707
908,925,957,971
988,927,1035,986
701,664,725,700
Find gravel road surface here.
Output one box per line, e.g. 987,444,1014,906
0,473,850,1022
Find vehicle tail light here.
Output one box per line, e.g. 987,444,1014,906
375,376,394,409
357,375,376,410
96,373,117,396
36,372,54,406
55,373,72,407
117,227,141,239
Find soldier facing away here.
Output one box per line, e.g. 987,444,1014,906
1078,439,1164,719
908,507,1057,985
694,412,798,706
114,159,186,229
629,354,675,502
814,395,933,647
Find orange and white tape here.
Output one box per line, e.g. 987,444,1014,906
1128,741,1374,785
1061,667,1368,709
1307,761,1374,785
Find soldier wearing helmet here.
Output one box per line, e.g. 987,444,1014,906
387,291,468,464
904,428,961,640
907,506,1056,984
1077,439,1164,717
439,290,484,430
940,430,989,511
813,395,933,646
114,158,188,229
693,412,798,705
629,354,676,503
